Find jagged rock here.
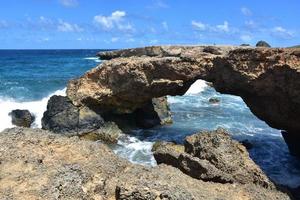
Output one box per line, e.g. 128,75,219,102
9,109,35,128
0,128,290,199
153,129,275,189
256,41,271,47
42,95,80,134
67,45,300,155
42,95,122,142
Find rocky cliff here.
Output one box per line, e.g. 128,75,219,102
67,45,300,155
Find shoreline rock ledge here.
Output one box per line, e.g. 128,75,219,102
67,45,300,156
0,127,291,199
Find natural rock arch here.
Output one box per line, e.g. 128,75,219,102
66,45,300,155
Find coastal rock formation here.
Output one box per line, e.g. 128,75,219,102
41,95,121,143
67,45,300,155
153,129,274,189
0,127,290,199
9,109,35,128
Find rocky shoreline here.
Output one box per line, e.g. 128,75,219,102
2,45,300,199
0,127,291,199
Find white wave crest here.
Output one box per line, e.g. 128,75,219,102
84,57,101,63
185,79,208,95
0,88,66,132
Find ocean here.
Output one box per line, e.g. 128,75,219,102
0,49,299,187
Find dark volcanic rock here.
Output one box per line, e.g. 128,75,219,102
42,95,80,134
256,41,271,47
42,95,110,137
153,129,275,189
0,127,290,199
9,109,35,127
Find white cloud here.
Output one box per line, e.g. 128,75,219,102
59,0,78,7
57,20,83,32
241,7,252,16
162,21,168,31
111,37,119,42
272,26,294,39
191,21,206,31
192,20,230,33
240,34,252,42
216,21,229,32
94,10,134,32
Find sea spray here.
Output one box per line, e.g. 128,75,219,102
0,88,66,131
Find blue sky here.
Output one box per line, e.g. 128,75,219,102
0,0,299,49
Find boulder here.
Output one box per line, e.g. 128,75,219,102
0,127,290,199
256,41,271,47
9,109,35,127
153,129,275,189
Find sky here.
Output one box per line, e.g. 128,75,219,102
0,0,299,49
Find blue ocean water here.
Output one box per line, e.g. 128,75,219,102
0,50,299,187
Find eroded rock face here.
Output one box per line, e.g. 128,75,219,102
153,129,275,189
9,109,35,128
68,46,300,156
0,127,290,200
67,46,300,138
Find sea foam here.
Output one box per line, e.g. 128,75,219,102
0,88,66,132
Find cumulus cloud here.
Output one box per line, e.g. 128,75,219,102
241,7,252,16
94,10,134,32
57,20,83,32
191,21,206,31
59,0,78,7
272,26,294,39
216,21,229,32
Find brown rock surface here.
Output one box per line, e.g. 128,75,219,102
67,46,300,136
0,127,290,200
153,129,275,189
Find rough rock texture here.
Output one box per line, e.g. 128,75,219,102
281,131,300,157
67,46,300,139
0,127,290,200
153,129,275,189
41,95,121,143
9,109,35,128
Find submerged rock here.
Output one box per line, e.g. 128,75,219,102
9,109,35,128
208,97,220,104
153,129,275,189
0,127,290,200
